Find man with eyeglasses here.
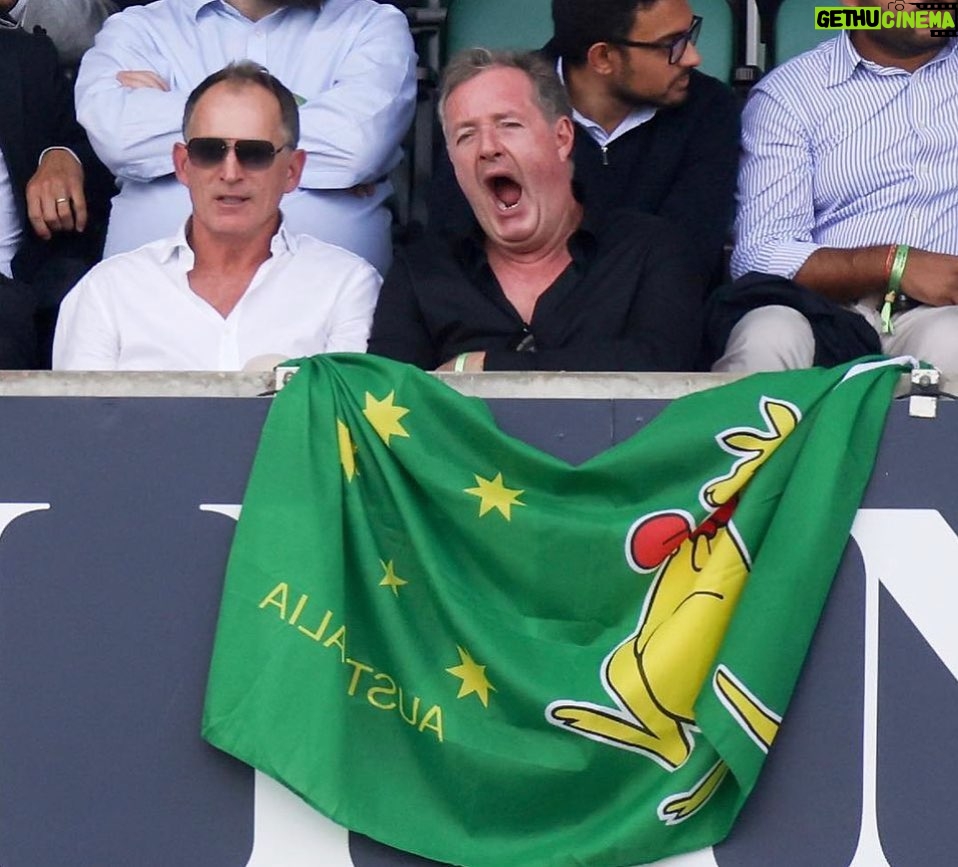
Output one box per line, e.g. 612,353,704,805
74,0,416,275
428,0,739,289
53,62,380,370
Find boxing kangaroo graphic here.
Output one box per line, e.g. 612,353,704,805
547,398,798,789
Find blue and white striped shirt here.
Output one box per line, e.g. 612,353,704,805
732,33,958,280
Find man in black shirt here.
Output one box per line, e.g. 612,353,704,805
427,0,740,287
368,49,704,372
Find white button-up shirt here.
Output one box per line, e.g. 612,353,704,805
0,148,22,279
52,223,381,371
75,0,417,274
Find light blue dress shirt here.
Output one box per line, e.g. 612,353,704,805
732,34,958,281
76,0,417,273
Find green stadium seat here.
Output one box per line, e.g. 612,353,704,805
775,0,830,64
444,0,552,57
692,0,735,82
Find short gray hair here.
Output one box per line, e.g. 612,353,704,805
183,61,301,147
437,48,572,133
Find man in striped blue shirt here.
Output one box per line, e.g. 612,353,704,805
713,13,958,371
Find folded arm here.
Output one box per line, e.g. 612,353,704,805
75,15,182,182
295,8,417,190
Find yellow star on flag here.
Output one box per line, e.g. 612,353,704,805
363,391,410,447
379,559,408,596
446,645,496,708
464,472,525,520
337,419,358,482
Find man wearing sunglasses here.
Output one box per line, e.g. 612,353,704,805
75,0,416,275
53,62,380,371
428,0,739,290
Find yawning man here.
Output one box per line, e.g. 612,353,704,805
367,48,705,372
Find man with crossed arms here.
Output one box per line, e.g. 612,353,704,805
75,0,416,274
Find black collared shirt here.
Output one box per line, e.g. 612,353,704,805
427,67,741,288
368,208,704,371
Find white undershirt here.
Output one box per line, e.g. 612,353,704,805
0,147,23,279
555,58,657,148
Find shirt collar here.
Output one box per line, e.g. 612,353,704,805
186,0,223,22
188,0,290,23
828,30,958,86
556,58,657,146
161,217,295,266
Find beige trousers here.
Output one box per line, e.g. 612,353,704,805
712,303,958,372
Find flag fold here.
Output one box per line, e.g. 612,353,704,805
203,354,908,867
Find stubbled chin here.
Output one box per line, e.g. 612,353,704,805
478,207,539,247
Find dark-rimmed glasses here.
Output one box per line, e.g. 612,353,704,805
185,137,292,170
609,15,703,65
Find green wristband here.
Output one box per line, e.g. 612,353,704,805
453,353,469,373
888,244,909,294
880,245,910,335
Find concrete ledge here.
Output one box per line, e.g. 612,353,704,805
0,368,925,399
0,370,276,398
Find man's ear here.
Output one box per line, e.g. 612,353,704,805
285,148,306,192
172,141,190,186
555,115,575,161
586,41,617,76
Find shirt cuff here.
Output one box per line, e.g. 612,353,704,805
731,241,822,281
38,146,82,168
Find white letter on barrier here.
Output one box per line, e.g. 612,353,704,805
0,503,49,540
200,503,353,867
849,508,958,866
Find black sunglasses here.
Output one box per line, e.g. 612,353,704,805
609,15,703,65
185,137,292,170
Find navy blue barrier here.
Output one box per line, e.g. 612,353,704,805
1,390,956,867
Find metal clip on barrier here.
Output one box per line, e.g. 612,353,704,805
273,366,301,394
908,368,941,419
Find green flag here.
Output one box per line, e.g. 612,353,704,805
203,354,908,866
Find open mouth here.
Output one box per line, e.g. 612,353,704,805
486,174,522,211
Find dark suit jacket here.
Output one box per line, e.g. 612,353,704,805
0,24,110,284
